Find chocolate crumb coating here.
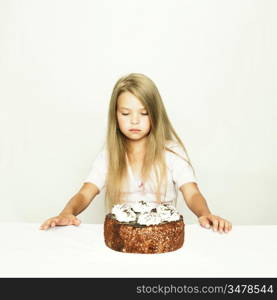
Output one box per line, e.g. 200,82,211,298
104,213,185,254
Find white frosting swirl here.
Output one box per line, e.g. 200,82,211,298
129,200,157,213
111,203,136,222
111,202,181,225
137,211,162,226
157,204,181,222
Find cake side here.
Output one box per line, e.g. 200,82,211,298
104,213,184,254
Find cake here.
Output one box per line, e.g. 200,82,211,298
104,200,184,254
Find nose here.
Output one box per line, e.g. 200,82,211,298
131,113,140,124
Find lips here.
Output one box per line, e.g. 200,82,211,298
129,129,141,132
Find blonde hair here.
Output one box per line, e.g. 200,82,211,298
104,73,196,212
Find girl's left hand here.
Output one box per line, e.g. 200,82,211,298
198,214,232,233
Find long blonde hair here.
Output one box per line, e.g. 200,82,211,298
104,73,196,212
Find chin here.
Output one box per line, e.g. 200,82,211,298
126,133,147,141
127,136,144,141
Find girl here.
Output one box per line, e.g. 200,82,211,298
40,73,232,233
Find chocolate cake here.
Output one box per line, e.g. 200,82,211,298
104,201,185,254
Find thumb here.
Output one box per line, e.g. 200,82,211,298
198,216,211,229
73,218,81,226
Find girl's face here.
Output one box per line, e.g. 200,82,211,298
116,91,151,141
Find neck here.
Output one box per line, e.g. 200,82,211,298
126,138,147,157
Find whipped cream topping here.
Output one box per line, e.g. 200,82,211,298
156,204,181,222
137,211,162,226
130,200,157,213
111,203,137,222
111,200,181,225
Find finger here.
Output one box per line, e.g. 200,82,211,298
228,222,232,231
71,217,80,226
71,217,81,225
53,217,63,227
39,222,47,230
212,218,219,231
203,222,211,229
44,220,52,230
223,221,231,232
199,218,211,229
224,221,230,233
218,219,225,233
40,219,52,230
47,218,59,229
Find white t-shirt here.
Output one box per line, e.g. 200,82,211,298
83,141,198,205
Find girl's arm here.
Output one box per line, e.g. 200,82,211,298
60,182,100,216
40,182,100,230
179,182,232,233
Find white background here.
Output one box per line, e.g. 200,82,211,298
0,0,276,225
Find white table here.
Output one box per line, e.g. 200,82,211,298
0,222,276,278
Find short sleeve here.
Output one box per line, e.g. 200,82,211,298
167,142,198,190
83,147,108,191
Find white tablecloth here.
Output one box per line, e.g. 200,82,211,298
1,222,276,277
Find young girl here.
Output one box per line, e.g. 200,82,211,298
40,73,232,233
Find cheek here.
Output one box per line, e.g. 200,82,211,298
117,115,127,129
144,118,151,130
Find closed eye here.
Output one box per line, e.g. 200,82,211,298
121,113,148,116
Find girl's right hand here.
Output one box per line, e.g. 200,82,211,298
39,214,81,230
